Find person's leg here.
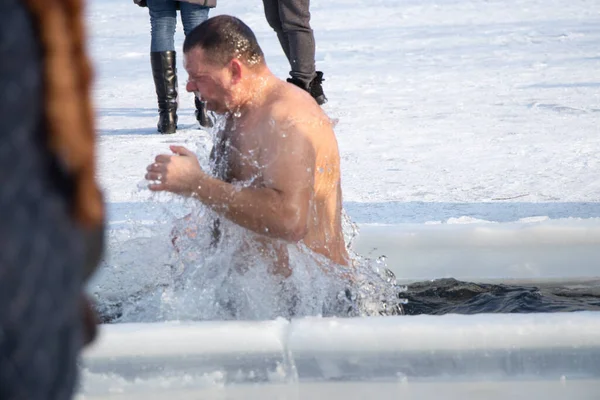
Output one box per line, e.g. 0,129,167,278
148,0,177,52
179,2,209,36
278,0,327,105
148,0,178,133
278,0,315,86
179,2,213,128
262,0,292,62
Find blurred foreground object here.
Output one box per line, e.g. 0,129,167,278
0,0,104,398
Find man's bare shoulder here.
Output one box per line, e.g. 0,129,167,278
264,81,335,140
272,82,322,120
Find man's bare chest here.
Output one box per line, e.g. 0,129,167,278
211,128,263,185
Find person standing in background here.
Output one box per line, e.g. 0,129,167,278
134,0,217,133
1,0,105,398
262,0,327,105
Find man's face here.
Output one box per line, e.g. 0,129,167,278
184,48,234,114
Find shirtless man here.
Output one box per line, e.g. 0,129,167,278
145,15,349,276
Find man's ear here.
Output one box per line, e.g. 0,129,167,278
230,59,243,84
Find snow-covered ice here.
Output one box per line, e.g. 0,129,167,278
89,0,600,226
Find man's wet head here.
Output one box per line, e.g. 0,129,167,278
183,15,268,114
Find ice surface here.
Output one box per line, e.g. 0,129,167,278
79,313,600,397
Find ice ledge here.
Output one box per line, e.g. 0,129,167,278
82,312,600,383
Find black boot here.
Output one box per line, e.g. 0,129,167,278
309,71,327,106
195,97,213,129
286,71,328,106
151,51,178,134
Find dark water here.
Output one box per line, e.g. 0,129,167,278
97,278,600,323
400,278,600,315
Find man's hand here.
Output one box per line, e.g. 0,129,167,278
145,145,205,196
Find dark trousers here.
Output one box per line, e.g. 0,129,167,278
262,0,316,86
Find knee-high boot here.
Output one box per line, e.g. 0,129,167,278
151,51,178,134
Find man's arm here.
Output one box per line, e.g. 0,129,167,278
146,122,316,242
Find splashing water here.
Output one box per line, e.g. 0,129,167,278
92,200,405,323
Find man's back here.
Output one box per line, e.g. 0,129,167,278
271,84,348,266
214,80,349,268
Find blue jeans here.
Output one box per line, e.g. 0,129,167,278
148,0,210,52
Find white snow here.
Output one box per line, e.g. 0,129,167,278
88,0,600,226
